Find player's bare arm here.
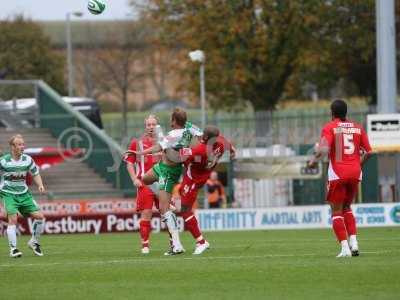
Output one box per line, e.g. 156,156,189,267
308,139,330,168
32,174,45,194
141,168,159,185
124,143,162,156
126,162,143,187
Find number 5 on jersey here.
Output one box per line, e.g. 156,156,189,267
343,133,354,155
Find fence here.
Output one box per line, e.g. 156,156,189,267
102,108,377,207
103,107,370,149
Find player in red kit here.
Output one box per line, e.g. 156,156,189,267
176,125,235,255
308,99,372,257
124,115,161,254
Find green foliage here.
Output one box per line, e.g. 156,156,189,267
0,16,65,97
133,1,324,110
299,0,376,102
133,0,381,109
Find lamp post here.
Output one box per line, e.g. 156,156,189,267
376,0,397,113
66,11,83,97
189,50,206,129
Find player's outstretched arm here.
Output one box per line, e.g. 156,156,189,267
32,174,46,194
126,163,143,187
124,144,162,156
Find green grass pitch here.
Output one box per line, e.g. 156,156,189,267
1,227,399,300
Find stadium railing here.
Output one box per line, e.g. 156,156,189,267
37,81,134,196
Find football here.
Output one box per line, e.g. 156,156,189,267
88,0,106,15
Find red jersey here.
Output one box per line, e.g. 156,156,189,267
320,118,371,181
182,135,232,183
124,136,161,178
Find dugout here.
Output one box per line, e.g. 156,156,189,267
221,144,380,207
224,145,322,207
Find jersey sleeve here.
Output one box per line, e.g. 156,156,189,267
125,139,137,164
216,135,233,155
190,123,203,137
159,132,178,150
320,124,334,150
29,157,39,176
360,127,372,153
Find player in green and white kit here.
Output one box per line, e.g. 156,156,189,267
1,134,46,258
125,108,202,254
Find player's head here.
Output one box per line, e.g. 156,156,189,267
210,171,218,181
144,114,158,137
202,125,220,142
171,107,187,129
9,134,25,156
331,99,347,121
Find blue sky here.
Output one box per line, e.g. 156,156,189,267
0,0,134,21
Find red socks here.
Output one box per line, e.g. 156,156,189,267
140,214,206,247
181,212,205,244
343,209,357,236
139,220,151,248
332,213,347,242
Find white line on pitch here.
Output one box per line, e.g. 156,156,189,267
0,249,399,268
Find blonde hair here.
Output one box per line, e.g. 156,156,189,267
144,114,159,125
9,134,24,146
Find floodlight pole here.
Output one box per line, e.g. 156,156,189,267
66,12,83,97
189,50,207,129
376,0,397,113
199,62,206,129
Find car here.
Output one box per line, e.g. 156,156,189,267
0,97,103,129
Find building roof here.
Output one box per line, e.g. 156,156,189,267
38,20,141,48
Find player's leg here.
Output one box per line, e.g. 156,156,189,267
154,162,184,254
343,180,360,256
181,204,209,255
7,214,22,258
27,211,45,256
139,209,152,254
158,189,184,254
2,192,22,258
136,186,155,254
19,191,45,256
327,180,351,258
180,181,209,254
141,168,158,185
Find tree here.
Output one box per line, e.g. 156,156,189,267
132,0,322,110
305,0,376,102
92,22,147,138
0,16,65,96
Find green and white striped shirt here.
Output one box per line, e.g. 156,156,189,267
158,121,203,150
0,153,39,194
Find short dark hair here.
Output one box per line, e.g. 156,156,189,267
171,108,187,127
330,99,347,120
203,125,220,141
